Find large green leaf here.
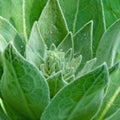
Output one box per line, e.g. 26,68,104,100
0,16,25,56
73,20,93,68
26,22,46,68
1,43,50,120
0,0,47,41
41,64,109,120
103,0,120,28
59,0,105,55
96,19,120,67
38,0,68,48
95,62,120,120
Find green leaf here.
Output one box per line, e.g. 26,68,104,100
73,20,93,68
47,72,67,98
96,19,120,67
0,35,7,52
0,16,25,56
65,48,74,63
105,109,120,120
57,32,73,53
0,99,8,120
41,64,109,120
65,55,82,79
94,62,120,120
1,43,50,120
0,0,47,41
103,0,120,28
59,0,105,54
76,58,96,78
3,101,26,120
0,105,8,120
0,35,7,74
0,35,7,97
0,58,3,88
38,0,68,48
26,22,46,67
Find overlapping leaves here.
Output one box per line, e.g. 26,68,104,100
1,44,50,120
0,0,47,41
0,0,120,120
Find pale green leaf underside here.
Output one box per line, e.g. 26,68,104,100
0,0,47,41
41,64,108,120
1,44,50,120
96,19,120,67
38,0,68,48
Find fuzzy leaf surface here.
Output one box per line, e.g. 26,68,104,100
0,17,25,55
59,0,105,54
26,22,46,67
47,72,67,98
96,19,120,67
41,64,109,120
95,62,120,120
38,0,68,48
57,32,73,53
0,0,47,41
1,44,50,120
77,58,96,78
73,20,93,68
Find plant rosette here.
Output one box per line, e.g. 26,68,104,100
0,0,120,120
